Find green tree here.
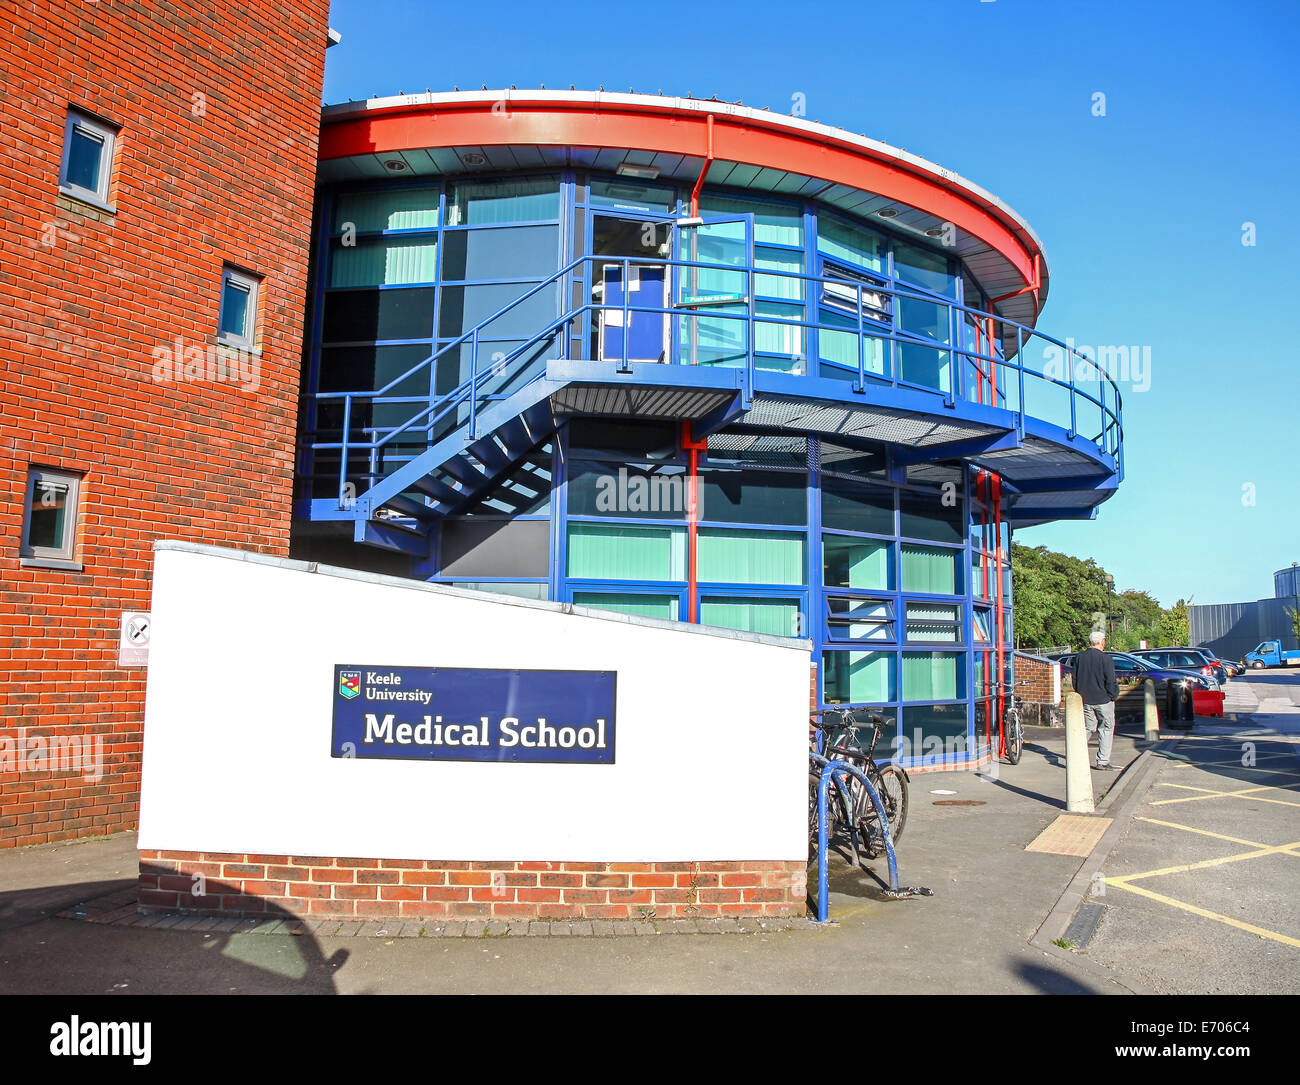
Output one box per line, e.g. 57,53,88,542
1287,606,1300,648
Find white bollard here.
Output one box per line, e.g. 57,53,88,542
1065,691,1095,814
1143,679,1160,744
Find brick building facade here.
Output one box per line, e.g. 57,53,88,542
0,0,332,846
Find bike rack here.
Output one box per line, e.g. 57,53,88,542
810,754,930,923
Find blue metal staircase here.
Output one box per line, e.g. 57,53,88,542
300,254,1125,554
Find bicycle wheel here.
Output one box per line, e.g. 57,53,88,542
1006,710,1023,765
860,763,909,857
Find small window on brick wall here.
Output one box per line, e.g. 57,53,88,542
60,108,118,208
218,265,261,349
20,467,83,569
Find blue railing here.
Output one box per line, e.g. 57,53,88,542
308,254,1124,508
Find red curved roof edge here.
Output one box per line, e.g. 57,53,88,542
319,92,1048,316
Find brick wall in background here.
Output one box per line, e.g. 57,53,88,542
139,852,808,921
1012,651,1063,726
0,1,332,846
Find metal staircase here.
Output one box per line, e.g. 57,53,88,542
300,253,1124,554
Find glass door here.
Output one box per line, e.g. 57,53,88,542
674,216,752,368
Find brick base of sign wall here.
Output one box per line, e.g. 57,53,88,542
138,852,808,922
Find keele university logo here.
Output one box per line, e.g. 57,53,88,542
339,671,361,700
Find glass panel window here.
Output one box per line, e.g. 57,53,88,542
322,287,436,342
333,188,440,232
698,194,802,246
218,266,260,348
903,651,962,701
447,179,560,225
905,602,962,643
60,109,116,204
898,704,969,761
822,476,894,535
573,591,679,620
330,236,438,288
438,282,559,339
567,460,688,520
699,467,807,526
894,242,955,297
588,178,677,214
901,544,959,594
899,489,964,544
824,535,892,591
566,523,686,581
822,650,896,704
440,225,558,281
700,596,801,637
21,468,81,565
817,216,884,272
973,608,992,643
825,596,894,643
697,528,805,585
754,247,804,300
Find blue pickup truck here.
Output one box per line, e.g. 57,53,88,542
1244,640,1300,669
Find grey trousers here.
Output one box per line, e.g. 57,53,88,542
1083,701,1116,765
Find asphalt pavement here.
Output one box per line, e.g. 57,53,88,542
2,673,1296,994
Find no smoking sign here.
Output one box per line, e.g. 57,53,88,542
118,611,151,667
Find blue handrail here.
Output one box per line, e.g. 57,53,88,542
309,252,1125,508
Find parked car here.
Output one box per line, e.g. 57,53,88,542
1056,650,1219,725
1218,656,1247,678
1131,647,1227,686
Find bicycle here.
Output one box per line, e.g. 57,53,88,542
810,707,909,862
988,679,1031,764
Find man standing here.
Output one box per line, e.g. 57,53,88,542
1075,630,1119,770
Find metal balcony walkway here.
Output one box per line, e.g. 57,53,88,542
300,255,1124,553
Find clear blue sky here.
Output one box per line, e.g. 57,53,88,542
322,0,1300,607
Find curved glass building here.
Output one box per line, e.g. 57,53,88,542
293,91,1124,770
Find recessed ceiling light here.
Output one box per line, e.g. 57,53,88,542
877,207,900,218
461,152,487,166
382,159,408,172
617,163,660,180
924,227,945,237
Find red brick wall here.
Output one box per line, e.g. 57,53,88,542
1013,652,1060,706
140,851,807,921
0,1,331,846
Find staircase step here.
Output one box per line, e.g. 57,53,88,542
381,494,440,522
409,476,461,503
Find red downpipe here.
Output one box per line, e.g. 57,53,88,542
681,421,707,622
689,114,715,217
978,470,991,757
993,471,1005,760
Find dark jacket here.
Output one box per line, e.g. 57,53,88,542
1075,647,1120,705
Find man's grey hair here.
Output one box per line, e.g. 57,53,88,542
1089,630,1106,647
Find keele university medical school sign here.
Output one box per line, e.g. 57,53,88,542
331,666,617,764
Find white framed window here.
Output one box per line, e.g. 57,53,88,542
217,265,261,349
59,108,117,207
20,467,83,569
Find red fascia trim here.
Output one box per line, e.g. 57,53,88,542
320,100,1041,291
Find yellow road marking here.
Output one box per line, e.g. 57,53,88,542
1134,817,1273,849
1151,783,1300,808
1102,880,1300,949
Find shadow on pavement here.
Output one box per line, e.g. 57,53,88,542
1016,961,1107,995
0,878,347,995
